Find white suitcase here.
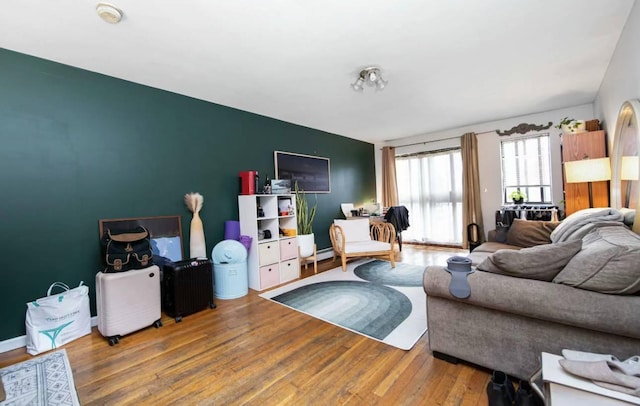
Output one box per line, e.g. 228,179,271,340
96,265,162,345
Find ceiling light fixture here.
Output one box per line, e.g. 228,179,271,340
96,3,123,24
351,66,388,92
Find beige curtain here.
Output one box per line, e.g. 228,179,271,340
381,146,399,207
461,133,485,249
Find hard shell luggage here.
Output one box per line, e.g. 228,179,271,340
96,265,162,345
162,258,216,322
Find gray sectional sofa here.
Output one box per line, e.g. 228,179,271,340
423,208,640,379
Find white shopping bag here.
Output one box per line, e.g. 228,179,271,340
25,282,91,355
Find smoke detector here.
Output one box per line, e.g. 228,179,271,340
96,3,123,24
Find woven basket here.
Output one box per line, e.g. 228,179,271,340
585,119,600,132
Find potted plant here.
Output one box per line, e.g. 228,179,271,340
555,117,586,133
510,189,527,205
294,181,317,258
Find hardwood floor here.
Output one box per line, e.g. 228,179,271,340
0,244,492,405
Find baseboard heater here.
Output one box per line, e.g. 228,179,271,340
317,247,335,261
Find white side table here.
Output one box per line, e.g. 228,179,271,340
539,352,640,405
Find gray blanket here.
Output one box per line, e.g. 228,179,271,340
551,208,624,243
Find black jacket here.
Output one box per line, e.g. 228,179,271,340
384,206,410,232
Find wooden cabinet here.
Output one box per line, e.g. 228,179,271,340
238,194,299,291
562,130,609,215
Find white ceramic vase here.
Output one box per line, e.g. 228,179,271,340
297,233,315,258
185,193,207,259
190,211,206,258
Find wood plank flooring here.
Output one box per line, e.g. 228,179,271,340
0,244,493,405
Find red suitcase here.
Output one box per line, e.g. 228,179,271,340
96,265,162,345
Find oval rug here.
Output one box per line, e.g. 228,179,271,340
354,259,424,287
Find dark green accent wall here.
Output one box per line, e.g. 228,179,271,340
0,48,376,341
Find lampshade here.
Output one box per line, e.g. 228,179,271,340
621,156,639,180
564,157,611,183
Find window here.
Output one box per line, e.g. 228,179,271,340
396,148,463,245
500,133,552,204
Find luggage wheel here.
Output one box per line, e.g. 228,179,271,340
108,336,120,346
210,302,216,309
175,316,182,323
154,319,163,328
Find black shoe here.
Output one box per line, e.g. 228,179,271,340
486,370,515,406
515,380,542,406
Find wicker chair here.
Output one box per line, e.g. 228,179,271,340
329,218,396,271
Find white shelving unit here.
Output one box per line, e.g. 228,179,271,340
238,194,299,291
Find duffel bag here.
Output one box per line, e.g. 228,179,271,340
102,226,153,272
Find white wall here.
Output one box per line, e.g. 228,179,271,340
375,104,594,238
595,0,640,149
374,1,640,241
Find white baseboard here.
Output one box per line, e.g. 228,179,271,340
0,316,98,354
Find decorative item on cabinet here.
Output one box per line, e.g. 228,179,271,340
556,117,586,134
263,175,271,194
585,119,601,132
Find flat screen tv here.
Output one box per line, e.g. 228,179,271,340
274,151,330,193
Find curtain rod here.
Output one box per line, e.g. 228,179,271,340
382,129,498,149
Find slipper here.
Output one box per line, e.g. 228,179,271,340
559,359,640,391
593,381,640,397
562,350,640,368
624,356,640,365
611,359,640,377
562,349,619,362
562,350,640,376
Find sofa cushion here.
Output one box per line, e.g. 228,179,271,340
467,251,493,267
505,219,559,247
469,242,520,266
553,226,640,294
333,219,370,242
477,240,582,281
473,242,521,253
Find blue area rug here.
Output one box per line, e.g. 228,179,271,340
260,259,427,350
354,259,424,287
269,280,412,340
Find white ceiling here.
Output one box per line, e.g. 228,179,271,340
0,0,635,143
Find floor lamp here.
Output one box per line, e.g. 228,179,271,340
621,156,639,207
564,157,611,208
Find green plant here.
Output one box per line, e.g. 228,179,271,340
510,189,527,201
555,117,581,131
295,181,317,235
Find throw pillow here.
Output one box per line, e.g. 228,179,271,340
505,218,559,248
553,226,640,294
477,239,582,281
